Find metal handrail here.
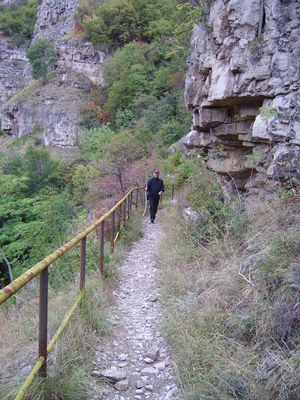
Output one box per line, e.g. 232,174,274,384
0,183,175,400
0,185,144,400
0,186,143,305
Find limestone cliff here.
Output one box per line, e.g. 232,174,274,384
0,0,108,147
184,0,300,211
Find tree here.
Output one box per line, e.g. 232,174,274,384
101,131,142,194
23,147,64,194
27,39,56,82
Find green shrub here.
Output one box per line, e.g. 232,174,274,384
0,148,77,284
27,39,56,81
103,42,147,86
115,108,135,129
157,119,185,145
0,0,40,45
79,125,114,161
82,0,174,48
107,64,150,118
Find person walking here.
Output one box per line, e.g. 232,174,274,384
145,169,164,223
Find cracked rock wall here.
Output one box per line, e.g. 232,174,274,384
184,0,300,212
0,0,108,147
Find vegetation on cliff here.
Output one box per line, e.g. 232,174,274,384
72,0,206,208
0,0,40,45
27,39,56,81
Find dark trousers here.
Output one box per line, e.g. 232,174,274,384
149,194,159,220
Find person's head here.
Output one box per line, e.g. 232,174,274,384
153,169,159,178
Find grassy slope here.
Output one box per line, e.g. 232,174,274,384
157,192,300,400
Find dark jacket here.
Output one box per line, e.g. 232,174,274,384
147,177,164,196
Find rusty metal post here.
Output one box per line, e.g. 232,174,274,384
80,237,86,291
118,204,121,233
136,189,139,209
130,192,133,212
111,211,115,253
171,184,175,200
123,198,126,221
99,221,104,275
39,268,48,377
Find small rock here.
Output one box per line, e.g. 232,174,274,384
91,370,102,377
100,367,127,382
119,354,128,361
155,361,166,371
136,380,145,389
141,367,158,376
144,357,154,364
148,293,159,302
145,384,154,391
136,389,144,394
115,379,129,392
145,347,160,361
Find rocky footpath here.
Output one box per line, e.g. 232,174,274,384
0,0,108,146
184,0,300,213
90,219,179,400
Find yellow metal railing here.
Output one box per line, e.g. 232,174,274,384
0,186,144,400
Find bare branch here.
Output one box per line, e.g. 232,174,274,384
239,263,256,288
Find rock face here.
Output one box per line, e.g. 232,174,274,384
0,0,108,146
33,0,107,85
33,0,80,43
1,72,91,147
184,0,300,211
56,39,107,86
0,38,32,104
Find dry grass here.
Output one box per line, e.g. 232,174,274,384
0,270,110,400
157,194,300,400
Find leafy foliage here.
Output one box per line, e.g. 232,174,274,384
79,125,115,161
27,39,56,81
0,0,40,45
0,148,77,286
80,0,174,48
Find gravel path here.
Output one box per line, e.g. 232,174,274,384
91,217,179,400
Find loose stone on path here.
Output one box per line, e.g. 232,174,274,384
90,218,179,399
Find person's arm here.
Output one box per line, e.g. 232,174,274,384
158,180,164,196
145,179,151,191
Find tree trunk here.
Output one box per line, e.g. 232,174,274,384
0,246,13,284
117,169,125,194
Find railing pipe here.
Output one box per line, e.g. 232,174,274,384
111,211,115,253
39,268,48,377
118,204,121,233
80,237,86,292
124,198,127,221
0,185,151,400
99,221,104,275
0,187,143,305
